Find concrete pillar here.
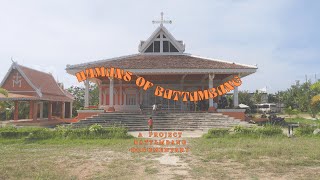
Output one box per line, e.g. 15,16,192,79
84,80,89,108
29,101,34,119
103,90,106,105
69,102,73,118
180,75,185,111
233,86,239,107
61,102,65,119
119,81,122,105
208,73,216,112
99,85,102,107
33,101,38,121
139,89,143,105
108,78,115,112
48,101,52,120
39,102,43,119
14,101,19,120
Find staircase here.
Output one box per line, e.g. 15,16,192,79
71,112,252,131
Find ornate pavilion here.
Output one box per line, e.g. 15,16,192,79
66,14,257,113
0,62,74,121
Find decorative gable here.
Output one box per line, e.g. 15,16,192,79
138,25,185,53
1,69,34,92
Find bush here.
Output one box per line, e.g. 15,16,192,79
204,128,229,138
204,125,284,138
254,125,283,136
233,125,255,135
89,124,103,133
295,125,317,136
26,128,57,140
0,124,132,140
233,125,283,137
0,126,43,138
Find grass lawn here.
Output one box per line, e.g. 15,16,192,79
189,136,320,179
1,135,320,180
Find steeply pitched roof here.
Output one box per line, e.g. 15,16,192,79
18,65,67,96
138,25,185,53
0,62,73,102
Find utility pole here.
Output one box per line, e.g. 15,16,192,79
305,74,308,83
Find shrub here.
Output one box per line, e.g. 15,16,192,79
0,125,132,140
233,125,254,135
255,125,283,136
204,128,229,138
295,125,317,136
89,124,103,133
0,126,41,138
232,125,283,137
25,128,57,140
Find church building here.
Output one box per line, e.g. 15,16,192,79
66,13,257,113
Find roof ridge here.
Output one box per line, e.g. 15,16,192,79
18,64,53,76
187,54,257,69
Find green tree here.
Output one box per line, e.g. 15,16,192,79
238,91,255,108
67,82,99,117
311,81,320,94
279,81,312,112
0,88,8,112
0,88,10,120
67,85,85,117
253,90,262,104
310,81,320,118
0,88,8,97
89,83,99,106
311,95,320,118
268,93,278,103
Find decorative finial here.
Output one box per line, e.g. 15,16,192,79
152,12,172,26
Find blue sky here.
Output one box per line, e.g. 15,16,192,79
0,0,319,93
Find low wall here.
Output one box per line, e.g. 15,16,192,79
217,109,246,121
76,110,105,120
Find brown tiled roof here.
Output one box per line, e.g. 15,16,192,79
17,65,73,102
18,65,66,96
67,54,257,70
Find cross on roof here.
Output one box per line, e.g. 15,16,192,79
152,12,172,26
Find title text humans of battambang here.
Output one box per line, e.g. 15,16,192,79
75,66,242,102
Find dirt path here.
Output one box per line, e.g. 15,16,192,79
153,153,191,180
130,131,197,179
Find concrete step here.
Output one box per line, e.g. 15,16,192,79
71,112,251,131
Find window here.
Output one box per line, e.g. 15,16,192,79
163,41,169,52
154,41,160,52
170,42,179,52
143,35,180,53
145,43,153,53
